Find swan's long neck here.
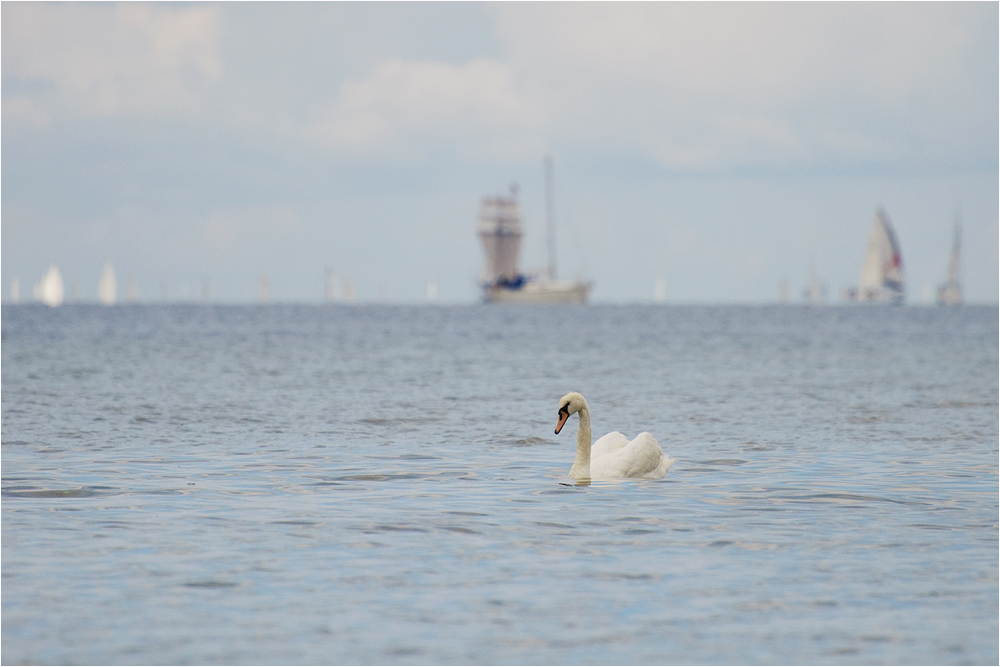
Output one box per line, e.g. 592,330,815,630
568,406,592,480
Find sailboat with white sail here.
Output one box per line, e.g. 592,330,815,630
98,262,117,305
33,265,64,307
804,258,826,303
846,208,905,304
478,158,590,304
936,215,962,305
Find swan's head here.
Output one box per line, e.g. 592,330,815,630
555,392,588,434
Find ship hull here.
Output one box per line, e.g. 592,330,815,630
484,280,590,304
855,287,905,304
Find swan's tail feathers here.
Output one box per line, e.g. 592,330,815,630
657,455,676,477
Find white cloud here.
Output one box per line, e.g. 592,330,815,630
493,3,979,106
266,3,996,171
1,94,52,128
304,58,544,161
4,3,991,172
2,3,222,125
487,2,995,170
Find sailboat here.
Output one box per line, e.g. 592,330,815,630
478,158,590,304
33,265,64,307
258,274,270,303
803,258,826,303
936,215,962,305
98,262,117,305
847,208,905,304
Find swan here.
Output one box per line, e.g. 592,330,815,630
554,392,675,481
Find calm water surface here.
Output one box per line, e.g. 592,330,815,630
2,304,997,665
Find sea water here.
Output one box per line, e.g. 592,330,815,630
2,303,997,665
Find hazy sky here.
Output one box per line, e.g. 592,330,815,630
3,2,997,304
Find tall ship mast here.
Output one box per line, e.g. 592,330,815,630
936,214,962,305
545,156,557,281
847,208,905,304
477,159,590,304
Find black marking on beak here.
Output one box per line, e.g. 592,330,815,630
555,405,570,435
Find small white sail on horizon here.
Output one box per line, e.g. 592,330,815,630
98,262,117,305
325,269,339,302
936,215,962,305
33,265,64,307
851,208,904,304
655,275,667,303
805,259,826,303
258,274,270,303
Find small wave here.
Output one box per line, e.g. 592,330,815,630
359,523,430,534
510,436,551,447
329,472,434,482
787,492,924,506
270,520,319,526
2,485,117,498
183,580,240,589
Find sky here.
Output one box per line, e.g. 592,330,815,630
2,2,997,304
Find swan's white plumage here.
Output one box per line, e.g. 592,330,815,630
555,392,675,481
591,431,671,479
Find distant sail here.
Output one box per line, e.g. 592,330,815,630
258,274,269,303
854,209,904,304
97,262,118,306
325,269,339,302
805,259,825,303
936,216,962,305
34,265,64,307
98,262,117,305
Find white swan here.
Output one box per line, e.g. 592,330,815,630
555,392,675,481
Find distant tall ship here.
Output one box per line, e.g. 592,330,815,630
846,208,905,304
478,158,590,304
936,215,962,305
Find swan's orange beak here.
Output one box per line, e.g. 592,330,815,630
555,408,569,435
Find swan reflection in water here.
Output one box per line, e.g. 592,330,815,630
555,392,675,483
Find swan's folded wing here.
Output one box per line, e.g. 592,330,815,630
591,431,629,460
592,432,664,479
